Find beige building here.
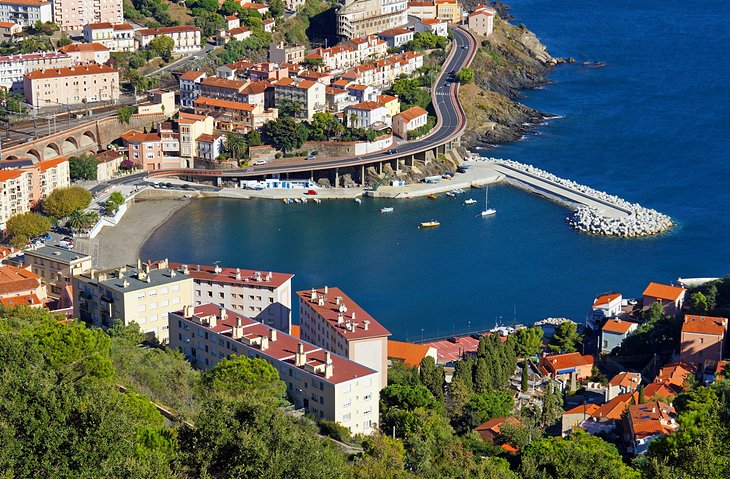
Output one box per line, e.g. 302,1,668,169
94,150,123,181
178,112,214,166
169,303,380,434
73,261,194,343
0,51,73,93
392,105,428,138
435,0,461,23
165,261,294,334
407,1,436,19
24,245,92,296
0,264,47,308
468,5,495,37
297,287,391,389
269,42,306,65
83,22,135,52
24,64,119,108
0,0,52,27
58,42,111,64
194,96,265,132
274,77,325,120
51,0,123,32
680,314,728,364
136,26,202,53
337,0,409,38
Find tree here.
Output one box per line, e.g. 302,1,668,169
201,355,286,402
43,186,92,218
246,129,262,147
380,384,440,412
117,105,136,124
69,153,98,180
223,132,248,159
262,116,306,153
643,300,664,322
455,67,474,84
194,10,225,40
549,321,583,353
307,112,345,141
388,361,421,387
149,35,175,62
188,0,218,12
67,210,99,232
511,326,543,358
521,360,530,392
302,57,324,70
419,356,444,401
103,191,126,216
473,356,492,394
690,291,709,313
521,431,640,479
540,381,563,427
390,75,431,110
456,391,513,433
5,211,51,247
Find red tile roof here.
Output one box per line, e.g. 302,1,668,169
227,26,250,36
296,287,391,341
398,105,428,122
0,0,48,5
594,293,621,307
643,282,685,301
346,101,383,112
25,64,117,79
58,43,110,53
37,157,68,172
681,315,728,336
602,319,637,334
607,371,641,389
201,76,246,90
167,262,293,288
379,27,412,36
0,293,42,307
474,416,521,441
627,401,678,440
195,96,257,112
594,392,637,420
388,340,433,367
180,70,205,81
0,265,41,295
121,130,160,143
542,352,594,373
563,403,601,417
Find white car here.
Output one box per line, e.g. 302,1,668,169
59,240,74,249
254,160,267,165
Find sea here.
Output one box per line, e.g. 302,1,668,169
142,0,730,341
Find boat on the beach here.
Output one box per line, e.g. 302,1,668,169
302,198,308,203
355,198,362,204
420,220,440,228
464,199,477,205
446,191,455,197
427,194,438,199
313,198,321,203
381,207,394,213
481,185,496,217
294,198,302,203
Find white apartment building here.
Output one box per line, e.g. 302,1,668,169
195,133,225,161
0,51,72,93
82,22,135,51
274,77,325,120
377,27,414,48
169,303,381,434
344,100,391,129
337,0,408,38
179,70,206,108
468,5,496,37
297,287,391,389
0,0,51,27
415,18,448,37
73,261,194,343
306,35,387,72
51,0,123,32
268,41,306,65
136,26,201,53
342,51,423,88
165,261,294,334
24,64,119,108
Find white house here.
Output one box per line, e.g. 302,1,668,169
392,105,428,138
344,101,391,129
415,18,448,37
586,292,623,330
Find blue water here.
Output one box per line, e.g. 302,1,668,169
142,0,730,340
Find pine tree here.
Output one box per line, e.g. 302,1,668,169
453,356,474,393
473,356,491,394
419,357,444,401
521,361,530,393
540,382,564,428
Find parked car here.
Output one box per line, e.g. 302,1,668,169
59,240,74,249
470,333,482,340
387,149,397,155
305,189,318,195
306,154,317,161
448,336,460,344
254,160,267,165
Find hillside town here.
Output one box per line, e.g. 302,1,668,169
0,0,726,478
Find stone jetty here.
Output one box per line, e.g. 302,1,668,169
479,158,673,238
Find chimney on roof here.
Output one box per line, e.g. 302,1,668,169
232,317,243,339
214,264,222,274
122,279,129,288
337,312,344,325
335,296,342,306
318,297,325,306
325,351,333,379
183,305,193,318
260,335,269,351
269,328,277,342
235,268,241,280
220,306,227,320
351,311,356,320
267,271,272,281
295,342,306,366
208,314,217,329
182,264,189,274
324,285,328,295
310,288,317,301
169,268,176,277
137,258,142,270
363,319,369,331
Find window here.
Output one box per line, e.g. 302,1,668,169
172,285,180,292
137,304,145,312
342,413,351,421
172,297,180,304
363,393,371,401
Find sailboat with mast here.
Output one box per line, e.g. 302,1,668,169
481,185,496,216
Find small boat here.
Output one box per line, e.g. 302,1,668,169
355,198,362,204
302,197,308,203
464,198,477,205
381,207,394,213
480,185,496,216
420,220,440,228
446,191,455,197
313,198,321,203
282,198,289,204
427,194,438,199
294,198,302,203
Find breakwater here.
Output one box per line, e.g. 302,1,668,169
479,158,673,238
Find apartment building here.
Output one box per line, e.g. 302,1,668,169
24,245,92,296
0,264,47,307
121,130,172,171
58,42,110,64
82,22,134,51
193,96,264,133
73,262,194,343
468,5,496,37
268,42,306,65
377,27,414,47
0,0,51,27
94,149,123,181
337,0,409,38
165,261,293,334
435,0,461,23
136,26,201,53
392,105,428,138
195,133,225,161
680,314,728,364
344,100,391,129
24,64,119,108
199,76,248,103
178,112,214,165
51,0,123,32
341,51,423,88
179,70,206,108
274,77,326,120
0,51,73,93
297,287,391,389
0,157,70,229
406,1,435,19
415,18,448,37
169,303,380,434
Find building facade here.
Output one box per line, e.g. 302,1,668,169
23,245,92,296
24,64,119,108
83,22,135,51
0,0,51,27
179,70,206,108
337,0,409,39
51,0,123,32
0,51,73,93
600,319,638,353
58,43,111,64
642,282,686,317
297,287,391,389
274,77,325,120
73,262,194,343
392,105,428,138
268,42,306,64
136,26,202,53
468,5,496,37
169,303,380,434
680,314,728,364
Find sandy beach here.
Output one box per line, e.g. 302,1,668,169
76,197,191,269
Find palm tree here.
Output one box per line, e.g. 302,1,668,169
67,210,99,233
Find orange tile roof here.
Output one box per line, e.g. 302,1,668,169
196,133,221,142
227,26,250,36
563,403,601,417
180,70,205,81
178,112,209,124
0,21,16,28
347,101,383,112
0,265,41,295
0,293,42,307
594,392,637,420
607,371,641,389
645,362,695,399
420,18,445,25
594,293,621,307
25,64,117,79
408,1,434,6
121,130,160,143
37,157,68,172
643,282,685,301
201,76,246,90
195,96,256,111
242,80,271,95
0,169,25,182
325,86,348,95
474,416,521,441
240,2,267,9
602,319,637,334
379,27,412,36
388,339,433,367
58,43,110,53
84,22,112,29
377,94,397,104
398,105,428,122
628,401,678,440
542,352,594,373
681,315,728,335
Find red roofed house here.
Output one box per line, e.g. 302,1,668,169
274,77,326,119
83,23,135,52
218,25,251,44
605,371,641,401
0,264,47,308
23,64,119,108
643,362,695,400
561,403,601,435
344,100,391,129
468,5,496,37
0,21,21,39
121,130,171,171
388,339,437,368
58,42,111,64
539,352,594,385
170,303,381,434
392,105,429,138
415,18,448,37
239,2,268,15
474,416,521,450
297,287,391,389
642,282,686,317
224,15,240,30
586,292,623,330
135,26,201,53
377,27,414,48
624,401,678,455
600,318,638,353
680,314,727,364
179,70,206,107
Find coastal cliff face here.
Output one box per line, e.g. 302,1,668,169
460,12,561,148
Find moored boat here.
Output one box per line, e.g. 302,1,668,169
420,220,440,228
464,199,477,205
427,194,438,199
381,207,394,213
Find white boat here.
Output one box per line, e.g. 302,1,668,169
355,198,362,204
480,185,496,216
302,197,308,203
294,198,302,203
464,198,477,205
381,207,394,213
313,198,321,203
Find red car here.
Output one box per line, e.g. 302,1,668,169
305,189,318,195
